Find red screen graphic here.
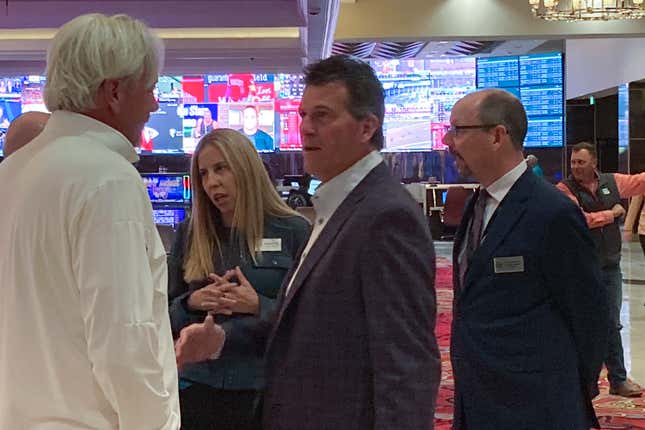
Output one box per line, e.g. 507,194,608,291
275,99,301,150
182,76,205,103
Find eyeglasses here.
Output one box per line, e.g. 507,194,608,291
445,124,502,136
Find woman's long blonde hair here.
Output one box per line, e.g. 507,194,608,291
183,128,301,282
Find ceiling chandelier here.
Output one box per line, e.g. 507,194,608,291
528,0,645,21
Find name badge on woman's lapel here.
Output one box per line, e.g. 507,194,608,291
257,238,282,252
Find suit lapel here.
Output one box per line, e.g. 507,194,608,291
462,171,533,293
266,163,387,351
282,188,367,306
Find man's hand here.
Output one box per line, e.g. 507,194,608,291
175,314,226,370
612,204,626,219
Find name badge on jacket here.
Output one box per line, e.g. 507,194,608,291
493,256,525,274
601,187,611,195
258,238,282,252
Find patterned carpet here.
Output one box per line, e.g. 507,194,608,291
433,256,645,429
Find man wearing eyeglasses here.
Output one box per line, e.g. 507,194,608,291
444,88,608,429
556,141,645,398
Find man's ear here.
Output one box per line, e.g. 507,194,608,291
100,79,122,114
361,113,379,145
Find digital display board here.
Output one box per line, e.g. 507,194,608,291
476,56,519,88
152,208,187,227
476,52,564,148
525,116,564,148
520,85,564,116
519,53,563,86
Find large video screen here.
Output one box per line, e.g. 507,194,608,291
476,52,564,148
372,58,476,152
0,62,485,156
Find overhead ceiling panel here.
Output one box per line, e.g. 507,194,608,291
331,40,505,59
0,0,340,74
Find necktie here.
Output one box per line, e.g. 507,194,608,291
467,188,489,260
458,188,489,288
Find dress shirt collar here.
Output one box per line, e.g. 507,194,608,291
43,110,139,163
484,159,528,204
311,150,383,222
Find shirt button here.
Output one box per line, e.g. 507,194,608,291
317,218,324,224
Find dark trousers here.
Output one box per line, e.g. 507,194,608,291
179,383,262,430
602,264,627,385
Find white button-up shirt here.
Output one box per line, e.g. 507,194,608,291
458,159,528,265
0,111,180,429
482,159,528,233
286,151,383,295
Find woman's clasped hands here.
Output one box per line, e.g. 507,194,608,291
188,266,259,316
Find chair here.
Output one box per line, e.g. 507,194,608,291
440,186,472,240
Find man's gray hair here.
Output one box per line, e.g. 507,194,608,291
44,13,164,113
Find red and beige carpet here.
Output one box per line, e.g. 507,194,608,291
433,256,645,429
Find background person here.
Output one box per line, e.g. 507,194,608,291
557,141,645,397
3,111,50,157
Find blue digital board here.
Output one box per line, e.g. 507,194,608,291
476,52,564,148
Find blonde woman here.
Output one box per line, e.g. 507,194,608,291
168,128,309,430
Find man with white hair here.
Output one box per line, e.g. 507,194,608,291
525,153,544,177
0,14,180,429
3,111,50,157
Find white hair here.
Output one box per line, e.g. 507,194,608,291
525,154,539,168
44,13,164,113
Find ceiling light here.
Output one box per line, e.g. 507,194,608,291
528,0,645,20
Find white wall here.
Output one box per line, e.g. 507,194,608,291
566,38,645,99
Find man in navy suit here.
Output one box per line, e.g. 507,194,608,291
445,88,608,429
176,55,441,430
